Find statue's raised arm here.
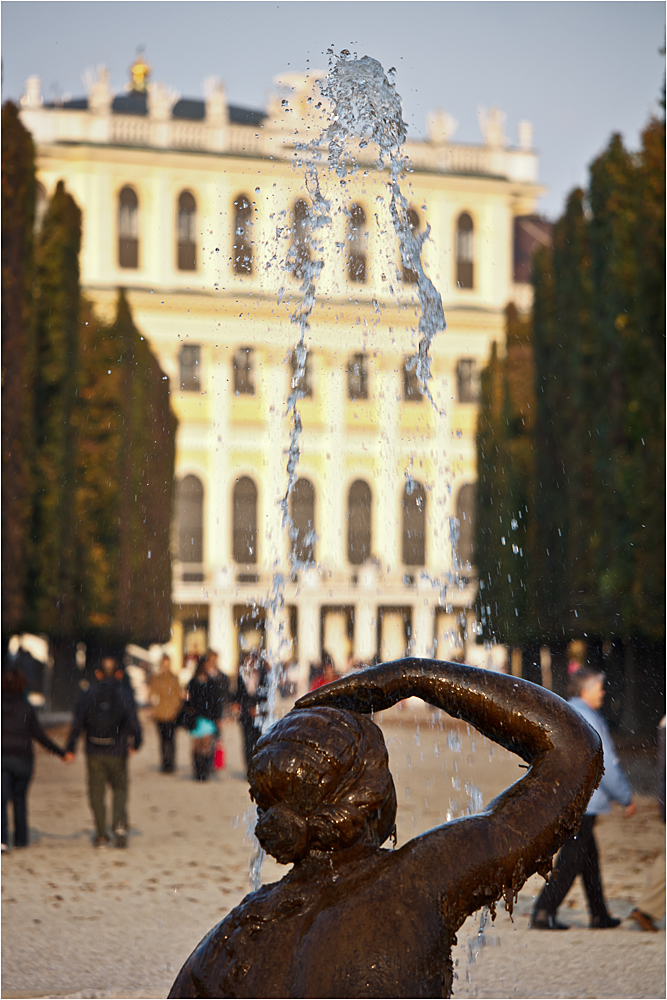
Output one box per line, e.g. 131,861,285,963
297,657,603,922
169,659,602,1000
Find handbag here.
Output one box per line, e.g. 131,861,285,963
213,740,226,770
176,704,197,731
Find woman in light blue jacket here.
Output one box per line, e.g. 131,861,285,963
531,666,635,929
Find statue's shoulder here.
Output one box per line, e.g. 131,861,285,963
170,879,315,998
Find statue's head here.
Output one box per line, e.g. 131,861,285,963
248,706,397,864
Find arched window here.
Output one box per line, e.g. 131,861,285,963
456,212,474,289
118,186,139,269
402,480,426,566
347,480,372,565
347,203,367,284
402,208,420,285
457,483,477,568
177,475,204,563
288,198,311,281
177,190,196,271
232,194,253,275
35,182,47,234
233,476,258,564
290,478,316,565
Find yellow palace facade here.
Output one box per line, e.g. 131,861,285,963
19,62,545,680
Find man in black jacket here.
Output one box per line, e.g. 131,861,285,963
66,654,142,848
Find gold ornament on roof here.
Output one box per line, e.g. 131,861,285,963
130,52,150,93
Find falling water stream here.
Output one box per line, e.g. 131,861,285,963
245,63,490,984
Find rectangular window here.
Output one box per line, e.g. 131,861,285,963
180,344,200,391
119,239,139,269
178,241,196,271
233,347,255,396
457,359,481,403
290,349,313,398
347,353,368,400
402,356,423,402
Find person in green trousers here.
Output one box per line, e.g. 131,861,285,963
66,653,142,847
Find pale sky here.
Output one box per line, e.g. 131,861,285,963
2,1,664,218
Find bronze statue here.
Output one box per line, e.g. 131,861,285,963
169,658,602,999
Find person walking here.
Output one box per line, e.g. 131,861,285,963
531,666,635,930
186,657,224,781
2,668,72,851
149,654,183,773
629,714,666,931
65,653,142,848
236,651,269,776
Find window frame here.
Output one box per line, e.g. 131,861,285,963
401,480,426,567
232,193,253,276
289,348,313,399
347,479,372,566
401,207,420,285
177,190,197,272
402,355,423,402
347,352,369,401
233,346,255,396
232,476,258,565
179,344,201,392
288,197,312,282
456,483,477,570
290,477,316,566
455,211,474,290
347,203,367,285
456,358,481,404
118,185,139,270
176,474,204,565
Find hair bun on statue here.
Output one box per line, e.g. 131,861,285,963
255,802,309,864
307,803,367,853
248,706,397,864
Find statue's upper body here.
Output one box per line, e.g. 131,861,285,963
169,659,603,999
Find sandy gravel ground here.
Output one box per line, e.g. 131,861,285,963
1,700,664,1000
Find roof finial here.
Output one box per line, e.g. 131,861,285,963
129,47,150,93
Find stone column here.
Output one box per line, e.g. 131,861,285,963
413,601,434,658
297,579,320,695
209,601,235,677
354,600,376,663
375,359,399,571
321,358,346,567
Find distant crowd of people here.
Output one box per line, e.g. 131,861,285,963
0,645,291,852
1,650,665,934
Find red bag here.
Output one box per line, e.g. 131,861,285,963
213,740,226,771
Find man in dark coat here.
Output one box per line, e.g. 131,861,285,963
66,653,142,847
236,651,269,776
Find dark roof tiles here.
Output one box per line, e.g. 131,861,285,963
45,93,267,125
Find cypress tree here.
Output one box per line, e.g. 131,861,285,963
529,243,565,639
30,180,82,637
475,339,506,642
553,190,596,635
2,153,176,692
475,306,536,646
587,135,639,636
113,290,176,642
1,103,36,638
72,291,175,645
627,116,665,639
478,110,664,709
71,299,125,633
